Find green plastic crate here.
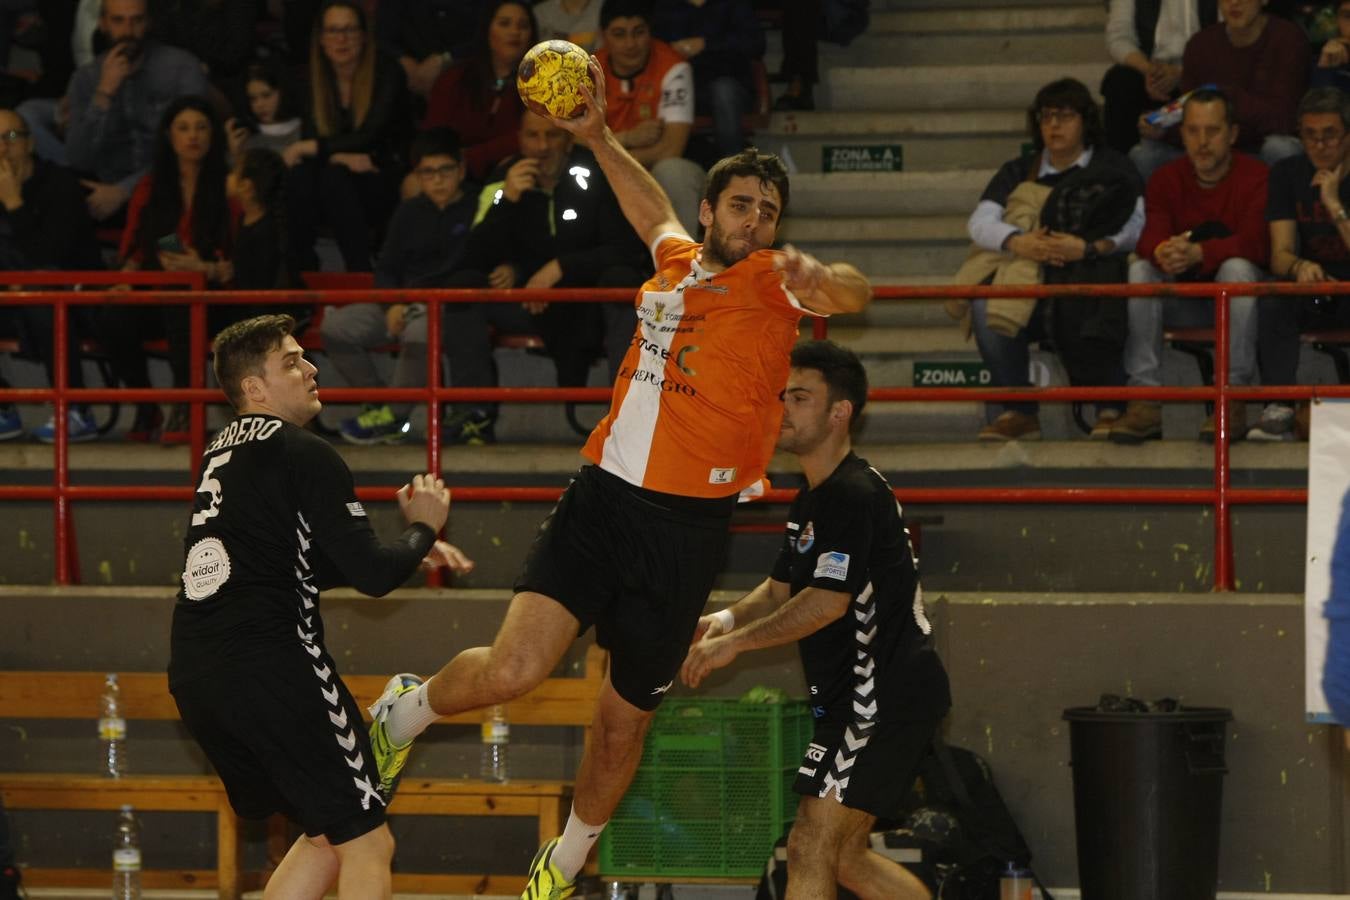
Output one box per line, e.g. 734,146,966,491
599,699,814,878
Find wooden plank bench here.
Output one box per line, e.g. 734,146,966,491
0,644,606,898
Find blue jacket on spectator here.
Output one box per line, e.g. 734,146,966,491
64,40,209,197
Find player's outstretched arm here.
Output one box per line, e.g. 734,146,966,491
773,244,872,315
549,56,688,248
682,586,849,688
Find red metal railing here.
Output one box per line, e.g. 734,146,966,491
2,276,1349,588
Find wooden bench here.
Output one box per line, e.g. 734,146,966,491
0,644,606,898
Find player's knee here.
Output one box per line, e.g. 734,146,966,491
590,705,653,761
786,819,832,872
482,651,549,701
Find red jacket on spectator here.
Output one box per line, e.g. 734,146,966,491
1180,17,1309,151
118,176,237,267
1136,151,1269,276
422,60,525,182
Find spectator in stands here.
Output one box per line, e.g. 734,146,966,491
20,0,209,221
1130,0,1308,183
148,0,257,87
321,129,476,445
0,1,37,73
652,0,765,162
1251,87,1350,441
0,106,103,444
225,58,303,161
1311,0,1350,92
377,0,488,98
420,0,536,184
950,78,1144,442
772,0,820,111
226,147,296,293
105,95,232,444
597,0,704,235
1110,89,1267,444
1101,0,1214,154
438,110,650,445
284,0,411,273
534,0,603,50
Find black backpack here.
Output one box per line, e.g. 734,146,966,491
895,737,1053,899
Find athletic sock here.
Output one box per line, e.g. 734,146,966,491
385,679,441,747
551,806,607,880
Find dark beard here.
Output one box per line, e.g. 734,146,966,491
703,223,751,270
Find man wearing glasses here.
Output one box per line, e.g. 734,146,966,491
0,109,102,443
318,128,476,445
1250,87,1350,440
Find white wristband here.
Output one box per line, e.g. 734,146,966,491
712,608,735,632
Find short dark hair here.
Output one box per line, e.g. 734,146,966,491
600,0,652,30
1183,87,1235,127
213,314,295,410
411,127,463,166
789,340,868,425
1026,77,1105,152
703,147,790,221
1299,86,1350,131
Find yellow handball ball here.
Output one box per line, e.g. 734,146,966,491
516,39,592,120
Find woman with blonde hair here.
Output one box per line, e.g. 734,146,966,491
285,0,410,271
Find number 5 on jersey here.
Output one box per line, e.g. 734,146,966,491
191,451,233,527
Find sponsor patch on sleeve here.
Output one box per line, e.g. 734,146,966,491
346,502,366,517
814,551,850,581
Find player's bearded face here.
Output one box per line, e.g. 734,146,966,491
701,177,781,270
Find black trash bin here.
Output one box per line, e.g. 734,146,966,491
1063,706,1232,900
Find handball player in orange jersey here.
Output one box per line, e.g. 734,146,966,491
367,55,872,899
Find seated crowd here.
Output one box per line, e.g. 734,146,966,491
952,0,1350,443
2,0,1348,448
0,0,800,445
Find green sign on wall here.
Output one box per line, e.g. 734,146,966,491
822,144,903,173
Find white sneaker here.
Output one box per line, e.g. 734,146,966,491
1247,403,1294,442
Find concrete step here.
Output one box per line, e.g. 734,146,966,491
781,214,969,245
762,108,1024,173
787,170,994,217
790,240,970,279
764,28,1106,72
836,297,958,329
871,5,1104,33
830,323,972,356
823,62,1111,110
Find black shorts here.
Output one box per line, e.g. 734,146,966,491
793,717,939,819
171,643,387,844
515,465,735,711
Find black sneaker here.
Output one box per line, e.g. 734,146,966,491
443,408,495,445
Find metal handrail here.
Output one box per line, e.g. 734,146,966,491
3,275,1350,588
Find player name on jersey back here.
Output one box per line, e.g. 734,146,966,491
206,415,284,454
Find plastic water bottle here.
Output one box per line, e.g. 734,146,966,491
480,704,509,782
999,862,1034,900
112,805,143,900
99,673,127,778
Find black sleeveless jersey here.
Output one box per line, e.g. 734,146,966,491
169,415,433,687
771,453,951,724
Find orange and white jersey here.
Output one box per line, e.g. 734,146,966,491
582,234,822,498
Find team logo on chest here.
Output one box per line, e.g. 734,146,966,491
795,521,815,553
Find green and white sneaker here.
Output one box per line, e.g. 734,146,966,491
522,837,576,900
367,673,423,803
